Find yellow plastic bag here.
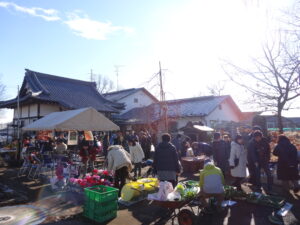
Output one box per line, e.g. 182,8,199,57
121,178,159,202
121,182,143,202
137,178,159,192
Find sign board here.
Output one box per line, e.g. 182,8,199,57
84,131,93,141
68,131,78,145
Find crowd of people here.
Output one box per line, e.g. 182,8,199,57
17,126,299,201
151,128,299,212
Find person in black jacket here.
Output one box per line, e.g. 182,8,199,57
212,133,230,177
191,141,213,159
246,125,262,185
248,130,273,191
153,133,181,187
273,135,299,193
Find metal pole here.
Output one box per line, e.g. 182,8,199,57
17,85,20,140
17,85,21,161
158,62,168,132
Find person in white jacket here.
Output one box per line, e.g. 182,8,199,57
107,145,132,192
129,139,145,178
229,135,248,191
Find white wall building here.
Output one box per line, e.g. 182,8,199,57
120,95,243,133
103,88,158,114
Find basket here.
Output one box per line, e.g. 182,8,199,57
83,185,119,223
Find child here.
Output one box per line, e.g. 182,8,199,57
199,159,225,212
128,139,145,178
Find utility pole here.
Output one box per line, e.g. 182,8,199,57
114,65,124,91
90,69,94,82
17,85,20,140
158,61,168,132
17,85,21,161
159,61,164,102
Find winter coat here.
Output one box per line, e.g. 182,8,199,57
247,137,270,165
229,142,248,178
130,143,145,163
199,162,224,194
107,145,132,172
153,141,180,173
140,135,152,154
89,146,99,161
196,142,213,157
172,137,182,153
79,147,90,164
273,142,299,180
212,140,230,171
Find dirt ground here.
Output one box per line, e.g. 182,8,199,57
0,158,300,225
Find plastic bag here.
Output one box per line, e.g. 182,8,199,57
157,181,174,201
167,191,182,201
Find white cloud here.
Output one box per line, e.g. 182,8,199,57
0,2,134,40
0,1,60,21
64,13,134,40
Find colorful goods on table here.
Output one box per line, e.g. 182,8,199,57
147,180,200,202
121,178,159,202
69,169,113,189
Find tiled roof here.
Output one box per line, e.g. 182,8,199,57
103,88,158,102
0,69,123,113
119,95,240,124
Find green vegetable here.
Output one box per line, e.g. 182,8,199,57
175,183,185,196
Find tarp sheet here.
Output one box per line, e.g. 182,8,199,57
22,107,119,131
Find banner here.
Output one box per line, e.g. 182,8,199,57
68,131,78,145
84,131,94,141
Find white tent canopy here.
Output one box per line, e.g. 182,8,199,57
23,107,120,131
193,125,214,132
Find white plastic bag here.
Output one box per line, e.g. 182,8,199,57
167,191,182,201
157,181,174,201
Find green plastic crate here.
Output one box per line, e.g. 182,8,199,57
83,185,119,223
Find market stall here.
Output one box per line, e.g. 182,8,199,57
20,107,119,185
179,122,214,142
22,107,120,132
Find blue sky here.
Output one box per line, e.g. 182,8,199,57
0,0,298,122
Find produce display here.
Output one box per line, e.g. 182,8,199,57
224,185,285,209
147,180,200,202
176,181,200,200
68,169,113,191
121,178,159,202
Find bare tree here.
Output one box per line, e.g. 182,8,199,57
223,38,300,133
90,73,114,94
206,81,226,96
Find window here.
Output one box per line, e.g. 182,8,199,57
134,98,138,103
218,104,222,110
